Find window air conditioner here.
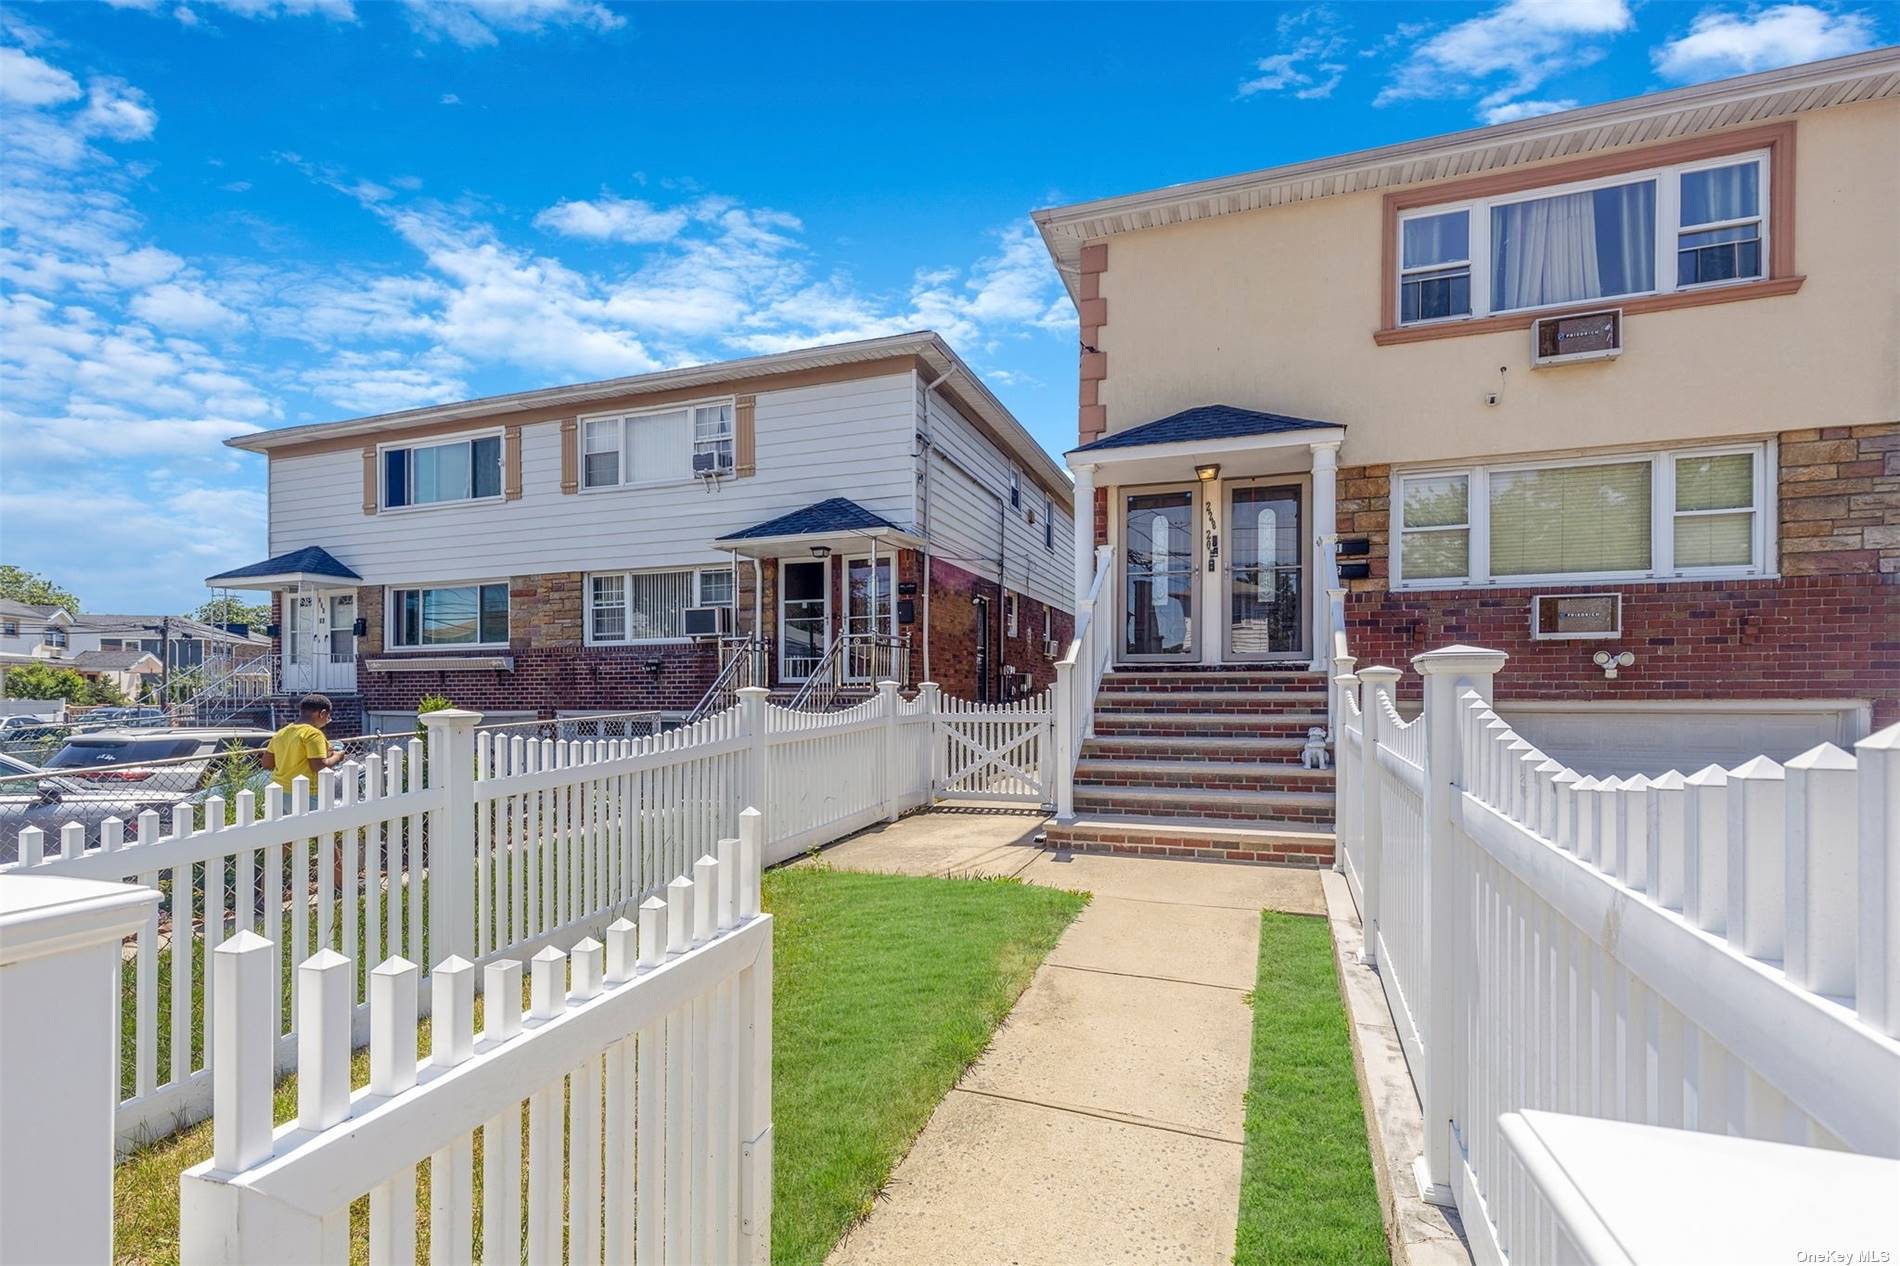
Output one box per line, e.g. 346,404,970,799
682,605,734,638
692,451,734,475
1531,309,1621,367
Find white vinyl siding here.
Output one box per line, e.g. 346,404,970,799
920,385,1074,613
1392,443,1772,589
1394,149,1769,326
267,374,918,586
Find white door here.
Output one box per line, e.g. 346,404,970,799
320,592,357,694
282,593,317,693
778,560,829,682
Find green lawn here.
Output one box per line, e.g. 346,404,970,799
1234,912,1390,1266
114,864,1084,1266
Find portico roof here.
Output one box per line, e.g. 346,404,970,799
713,497,922,559
1072,405,1339,454
205,545,361,591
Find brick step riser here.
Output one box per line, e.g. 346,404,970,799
1074,769,1332,793
1070,797,1336,826
1041,826,1334,868
1094,702,1328,716
1100,678,1325,691
1080,743,1308,761
1093,719,1325,738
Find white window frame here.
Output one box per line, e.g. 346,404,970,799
696,567,735,608
1394,149,1770,327
1008,467,1022,511
1043,493,1056,550
1390,441,1775,591
385,580,512,650
584,566,732,646
578,396,736,492
1005,592,1020,638
378,429,505,513
1398,208,1475,324
692,402,735,475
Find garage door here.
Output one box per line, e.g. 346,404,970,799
1498,702,1869,778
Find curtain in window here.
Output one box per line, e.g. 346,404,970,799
1490,462,1651,576
627,571,695,639
1492,181,1654,311
1681,163,1757,226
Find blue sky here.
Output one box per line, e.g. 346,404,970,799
2,0,1889,612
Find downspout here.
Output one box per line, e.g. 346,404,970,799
916,365,952,687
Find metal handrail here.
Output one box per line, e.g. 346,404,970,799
685,637,771,724
786,632,910,712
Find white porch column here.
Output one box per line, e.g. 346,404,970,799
1070,462,1097,611
1308,441,1341,671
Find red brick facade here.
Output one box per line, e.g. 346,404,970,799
1337,423,1900,726
284,548,1072,733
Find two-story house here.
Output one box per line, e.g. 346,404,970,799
206,332,1075,735
1034,49,1899,862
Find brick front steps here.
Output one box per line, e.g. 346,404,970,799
1042,815,1336,868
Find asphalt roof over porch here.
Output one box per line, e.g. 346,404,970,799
1071,405,1339,453
205,545,361,585
714,497,907,542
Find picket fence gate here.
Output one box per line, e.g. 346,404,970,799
180,810,771,1266
1331,644,1900,1265
0,681,1047,1151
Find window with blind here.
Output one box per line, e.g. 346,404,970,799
587,567,732,642
1393,445,1768,588
382,434,502,509
581,399,734,489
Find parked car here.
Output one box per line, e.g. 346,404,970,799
80,706,168,728
0,727,272,862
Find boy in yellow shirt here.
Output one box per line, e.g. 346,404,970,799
261,693,346,794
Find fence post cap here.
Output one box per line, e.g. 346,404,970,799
877,679,900,692
418,707,482,729
1784,740,1856,772
1857,722,1900,752
640,894,669,911
1649,769,1686,790
571,935,602,953
1685,763,1729,786
531,945,565,963
736,686,770,701
0,873,160,966
434,954,474,975
1356,665,1403,684
1729,754,1785,780
371,954,417,977
1410,645,1509,676
606,916,635,933
302,946,350,970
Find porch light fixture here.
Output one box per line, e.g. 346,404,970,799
1195,463,1221,482
809,545,832,559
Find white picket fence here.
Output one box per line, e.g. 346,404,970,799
180,812,771,1266
1333,644,1900,1265
0,681,1048,1151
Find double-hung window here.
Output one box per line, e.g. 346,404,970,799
390,583,509,647
588,567,734,643
1394,150,1768,326
383,435,502,509
1393,444,1769,588
582,400,735,489
1043,493,1056,550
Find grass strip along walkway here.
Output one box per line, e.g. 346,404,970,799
114,865,1084,1266
1235,911,1390,1266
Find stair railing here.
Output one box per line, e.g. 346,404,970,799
787,632,909,712
169,651,278,727
686,636,771,724
1052,543,1115,819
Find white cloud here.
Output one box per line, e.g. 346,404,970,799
77,77,159,141
302,351,469,413
1652,5,1881,82
1480,97,1579,124
0,46,81,106
1239,6,1350,100
1377,0,1633,118
128,281,245,332
401,0,624,47
535,194,690,244
440,92,461,105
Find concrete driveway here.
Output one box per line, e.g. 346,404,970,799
813,807,1323,1266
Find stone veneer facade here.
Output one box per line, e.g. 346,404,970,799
1336,422,1899,727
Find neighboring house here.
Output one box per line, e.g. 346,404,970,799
0,600,75,668
206,332,1075,735
1032,51,1899,858
1,600,268,700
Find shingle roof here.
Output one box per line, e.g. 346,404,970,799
71,648,161,671
206,546,360,583
0,598,65,621
75,613,256,643
1071,405,1340,453
715,497,906,542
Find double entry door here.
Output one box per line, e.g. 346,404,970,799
282,589,358,693
1119,482,1306,663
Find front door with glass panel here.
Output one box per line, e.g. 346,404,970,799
778,560,828,682
1226,484,1305,660
843,556,893,683
1120,487,1199,662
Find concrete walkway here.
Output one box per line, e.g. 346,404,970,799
806,808,1324,1266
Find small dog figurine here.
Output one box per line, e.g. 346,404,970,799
1301,726,1331,770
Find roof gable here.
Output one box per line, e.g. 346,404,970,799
1072,405,1339,453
